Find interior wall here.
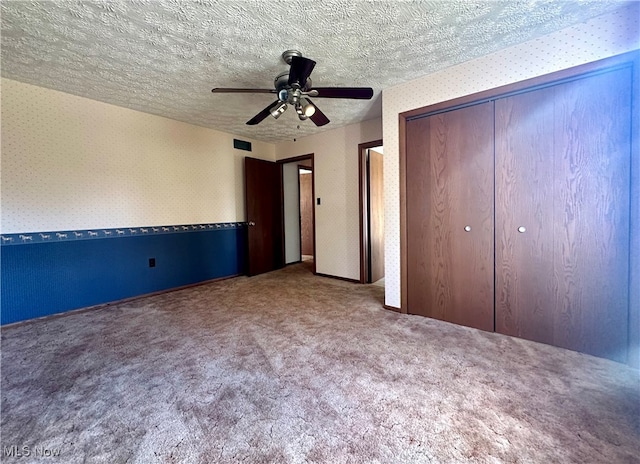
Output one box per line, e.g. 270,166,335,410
282,162,301,264
382,5,640,309
1,78,276,234
0,79,276,324
275,118,382,280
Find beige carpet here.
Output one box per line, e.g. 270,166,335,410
1,262,638,463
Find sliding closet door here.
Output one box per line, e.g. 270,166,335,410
406,102,494,331
496,68,632,362
495,86,557,347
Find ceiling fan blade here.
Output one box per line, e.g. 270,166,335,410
288,56,316,87
310,87,374,99
246,100,281,125
306,98,330,127
212,88,276,94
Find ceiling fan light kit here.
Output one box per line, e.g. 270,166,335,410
299,98,316,117
211,50,374,127
270,101,287,119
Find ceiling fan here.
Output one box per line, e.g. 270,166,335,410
211,50,374,127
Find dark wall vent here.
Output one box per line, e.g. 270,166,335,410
233,139,252,152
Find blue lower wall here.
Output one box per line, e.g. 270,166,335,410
1,225,246,325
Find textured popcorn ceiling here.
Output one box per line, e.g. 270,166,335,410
0,0,631,143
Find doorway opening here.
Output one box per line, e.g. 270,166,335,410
359,140,384,285
299,167,314,262
279,154,316,274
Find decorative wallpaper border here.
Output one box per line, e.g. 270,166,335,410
1,222,246,246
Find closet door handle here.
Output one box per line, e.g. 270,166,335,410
518,226,526,233
464,225,472,232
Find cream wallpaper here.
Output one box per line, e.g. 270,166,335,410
382,5,640,309
0,78,275,233
275,118,382,280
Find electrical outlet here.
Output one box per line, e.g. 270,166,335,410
149,258,156,268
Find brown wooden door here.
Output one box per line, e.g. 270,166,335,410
406,102,495,331
368,149,384,283
299,170,314,256
495,68,632,363
495,86,557,347
245,157,283,276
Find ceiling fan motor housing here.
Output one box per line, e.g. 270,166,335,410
275,72,312,102
274,71,289,93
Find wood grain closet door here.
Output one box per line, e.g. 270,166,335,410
496,68,632,363
495,87,556,346
406,102,494,331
